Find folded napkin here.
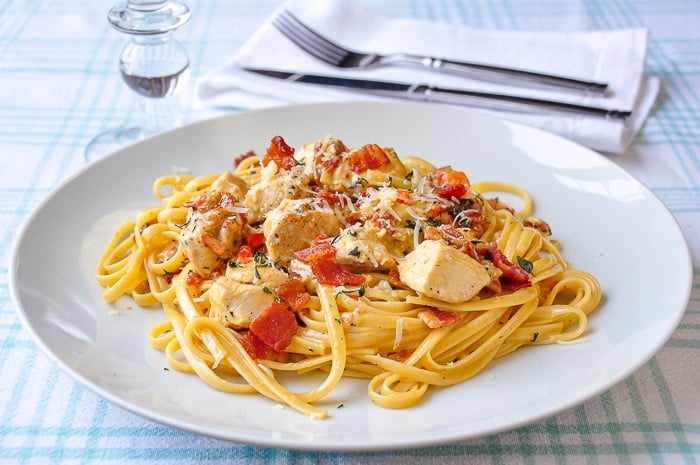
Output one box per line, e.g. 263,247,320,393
195,0,660,154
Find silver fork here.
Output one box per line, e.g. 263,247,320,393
272,10,609,95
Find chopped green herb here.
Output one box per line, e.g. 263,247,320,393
254,251,268,266
457,216,472,228
517,256,534,274
348,246,361,258
337,284,366,297
353,177,368,187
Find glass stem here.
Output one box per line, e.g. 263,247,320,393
140,95,182,134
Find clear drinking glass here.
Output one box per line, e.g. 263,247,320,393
85,0,191,162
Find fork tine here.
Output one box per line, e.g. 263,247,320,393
279,11,347,56
273,10,347,65
272,15,335,64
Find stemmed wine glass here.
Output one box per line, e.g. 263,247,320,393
85,0,191,162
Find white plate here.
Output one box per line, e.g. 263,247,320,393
10,102,692,451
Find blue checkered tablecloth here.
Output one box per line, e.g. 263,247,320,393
1,0,698,463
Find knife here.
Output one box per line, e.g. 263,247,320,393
244,68,632,121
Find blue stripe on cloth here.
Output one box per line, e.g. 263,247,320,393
1,0,699,464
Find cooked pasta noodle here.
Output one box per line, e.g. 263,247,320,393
95,135,601,419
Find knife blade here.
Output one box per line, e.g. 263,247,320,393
244,68,632,121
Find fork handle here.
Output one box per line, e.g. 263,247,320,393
380,53,608,94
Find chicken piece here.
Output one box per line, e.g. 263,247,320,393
208,263,289,328
179,192,245,276
333,224,402,271
397,240,490,303
263,198,343,264
210,172,248,201
244,164,311,224
331,188,414,271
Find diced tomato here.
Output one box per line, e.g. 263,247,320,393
240,331,270,360
276,279,311,310
246,231,265,249
387,269,404,288
262,135,297,170
395,189,412,205
481,242,531,291
249,300,298,352
294,241,336,264
185,270,204,286
237,245,253,263
432,168,470,199
347,144,391,173
437,183,467,200
311,259,366,286
201,232,227,256
317,189,342,205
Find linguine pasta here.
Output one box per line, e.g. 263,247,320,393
95,135,601,419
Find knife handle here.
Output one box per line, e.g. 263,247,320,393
382,53,609,94
407,84,631,120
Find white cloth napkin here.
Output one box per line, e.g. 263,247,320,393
195,0,660,154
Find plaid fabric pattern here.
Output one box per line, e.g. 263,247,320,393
1,0,698,463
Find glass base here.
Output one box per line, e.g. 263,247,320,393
84,124,149,163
